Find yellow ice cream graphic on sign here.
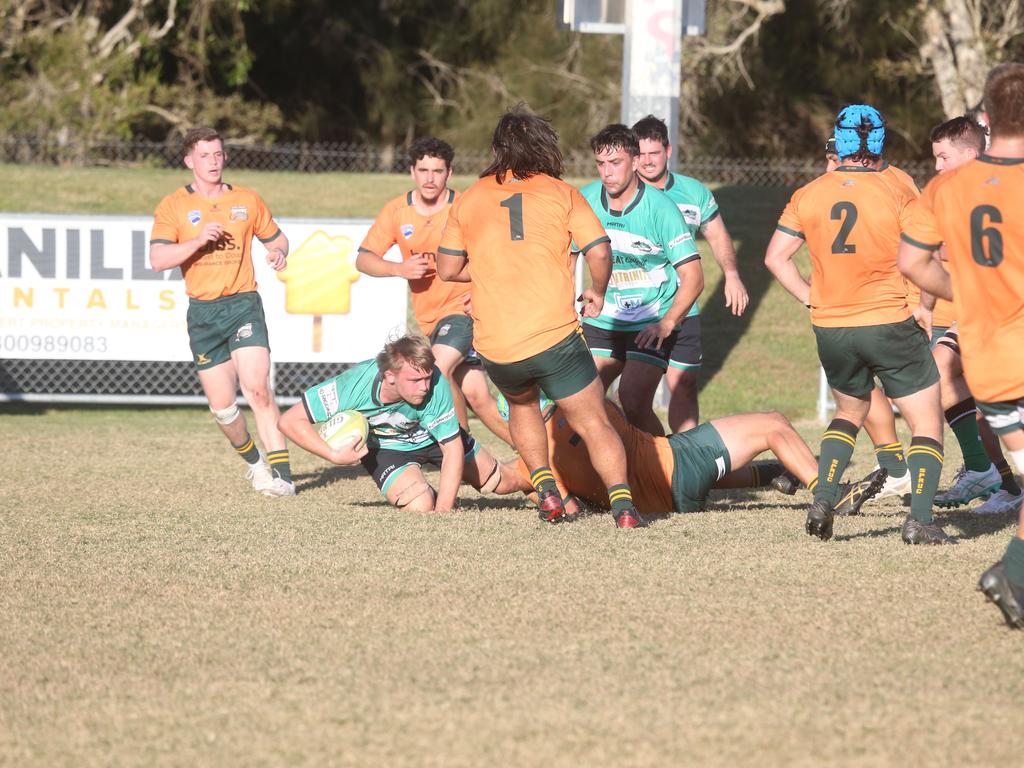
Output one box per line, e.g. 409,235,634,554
277,230,360,352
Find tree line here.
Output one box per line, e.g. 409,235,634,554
1,0,1020,160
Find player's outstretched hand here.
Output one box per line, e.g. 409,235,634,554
578,288,605,318
266,247,287,272
399,252,435,280
724,274,749,316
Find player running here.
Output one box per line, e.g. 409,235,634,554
436,106,645,528
631,115,749,432
579,124,703,435
898,63,1024,628
149,127,295,497
278,335,521,512
765,104,949,545
356,138,512,447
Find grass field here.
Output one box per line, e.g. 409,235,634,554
3,165,1023,765
3,407,1024,766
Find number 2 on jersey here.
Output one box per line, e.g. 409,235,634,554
500,193,524,241
830,201,858,254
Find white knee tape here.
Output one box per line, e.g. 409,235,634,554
479,461,502,494
211,403,241,425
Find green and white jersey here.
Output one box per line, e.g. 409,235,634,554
659,172,720,318
661,172,719,234
579,180,699,331
302,359,459,452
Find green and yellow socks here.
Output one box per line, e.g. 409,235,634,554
267,449,292,483
234,435,262,465
530,467,558,497
945,398,990,473
814,418,858,505
906,436,944,523
874,441,908,481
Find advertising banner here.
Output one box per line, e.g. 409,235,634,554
0,213,406,363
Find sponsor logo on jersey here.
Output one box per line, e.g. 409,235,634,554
631,240,654,253
188,210,201,225
401,224,415,239
230,205,248,221
317,385,339,415
668,232,693,249
235,323,254,340
616,294,644,311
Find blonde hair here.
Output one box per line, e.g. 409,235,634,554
376,335,435,374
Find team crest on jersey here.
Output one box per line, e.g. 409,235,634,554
188,210,201,225
401,224,415,239
235,323,253,340
617,294,644,311
230,205,248,221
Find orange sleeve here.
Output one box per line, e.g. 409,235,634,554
360,199,399,256
901,182,944,250
566,187,609,253
150,195,180,244
776,188,805,237
252,193,280,243
438,197,467,257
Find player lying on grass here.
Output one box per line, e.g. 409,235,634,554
500,396,885,520
278,335,521,511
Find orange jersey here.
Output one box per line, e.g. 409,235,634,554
151,184,280,300
438,172,609,363
881,163,935,311
516,402,675,514
902,155,1024,402
359,189,471,336
777,166,915,327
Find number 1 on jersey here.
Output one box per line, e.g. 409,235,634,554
500,193,525,241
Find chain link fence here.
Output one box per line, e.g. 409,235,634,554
0,136,937,188
0,135,936,404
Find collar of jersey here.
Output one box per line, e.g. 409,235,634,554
185,183,233,194
979,154,1024,165
600,180,646,216
406,188,455,206
371,372,384,406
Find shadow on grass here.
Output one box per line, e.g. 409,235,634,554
697,186,795,395
296,464,366,492
945,508,1019,540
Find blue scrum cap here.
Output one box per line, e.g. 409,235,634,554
833,104,885,158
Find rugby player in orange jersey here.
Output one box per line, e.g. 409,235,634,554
921,117,1021,514
766,104,950,545
899,62,1024,628
356,138,512,447
822,136,922,506
500,397,884,520
149,127,295,497
436,107,644,528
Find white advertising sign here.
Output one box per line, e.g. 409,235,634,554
0,213,406,363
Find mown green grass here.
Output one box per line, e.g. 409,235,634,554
1,163,817,419
2,406,1023,766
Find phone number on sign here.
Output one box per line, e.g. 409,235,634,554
0,334,109,354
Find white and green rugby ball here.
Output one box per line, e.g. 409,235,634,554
318,410,369,449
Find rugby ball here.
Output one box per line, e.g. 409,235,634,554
318,410,369,450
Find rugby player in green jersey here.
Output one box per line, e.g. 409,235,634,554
278,335,521,512
632,115,749,432
580,124,704,436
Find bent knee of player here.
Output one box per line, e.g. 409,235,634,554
394,481,435,511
